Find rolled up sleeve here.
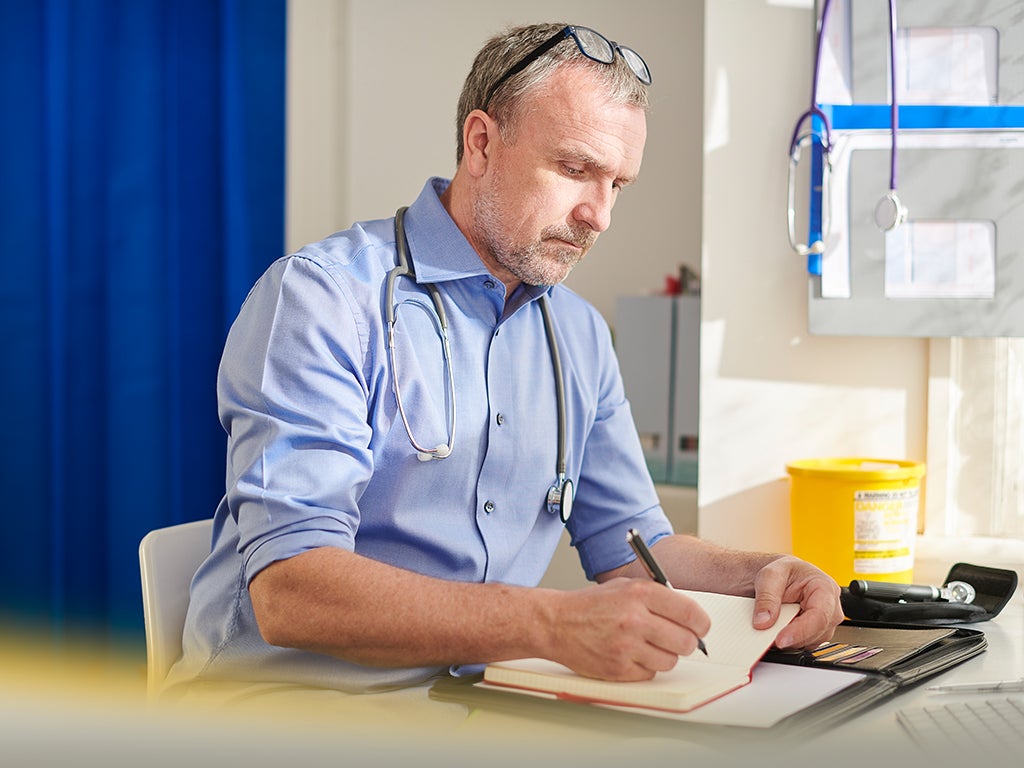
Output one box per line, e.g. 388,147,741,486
218,254,375,585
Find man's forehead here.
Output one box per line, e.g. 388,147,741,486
528,70,646,176
528,66,646,132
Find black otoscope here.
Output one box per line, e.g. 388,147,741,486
848,579,976,604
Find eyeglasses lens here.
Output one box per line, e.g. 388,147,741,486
618,47,652,85
573,28,615,63
571,27,651,85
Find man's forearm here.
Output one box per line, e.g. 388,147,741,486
248,546,563,668
647,534,784,596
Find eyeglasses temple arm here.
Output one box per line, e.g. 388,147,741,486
483,28,568,108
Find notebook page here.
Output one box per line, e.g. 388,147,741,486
482,656,751,711
677,590,800,671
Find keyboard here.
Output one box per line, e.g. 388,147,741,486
896,696,1024,757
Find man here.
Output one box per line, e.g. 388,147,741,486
167,23,842,698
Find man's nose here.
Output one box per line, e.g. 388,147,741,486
574,184,615,233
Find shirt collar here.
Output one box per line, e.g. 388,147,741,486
401,177,554,304
401,177,561,313
401,177,491,286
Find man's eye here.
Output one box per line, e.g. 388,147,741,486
563,165,585,177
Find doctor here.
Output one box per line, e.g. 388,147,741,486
169,22,842,697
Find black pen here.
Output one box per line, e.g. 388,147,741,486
626,528,708,656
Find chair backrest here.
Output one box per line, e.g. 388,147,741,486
138,518,214,697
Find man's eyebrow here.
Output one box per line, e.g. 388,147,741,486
561,148,639,187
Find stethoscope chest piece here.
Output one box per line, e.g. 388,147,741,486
547,475,574,524
874,190,907,232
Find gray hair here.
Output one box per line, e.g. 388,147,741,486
454,23,650,164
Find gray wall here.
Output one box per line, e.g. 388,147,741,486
287,0,703,322
286,0,930,555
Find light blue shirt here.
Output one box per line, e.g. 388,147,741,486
169,178,672,693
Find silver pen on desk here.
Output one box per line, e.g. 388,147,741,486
927,677,1024,693
625,528,708,656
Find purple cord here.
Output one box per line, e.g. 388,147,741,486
887,0,899,192
800,0,898,192
811,0,833,120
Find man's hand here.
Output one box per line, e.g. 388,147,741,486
749,556,843,650
546,577,711,682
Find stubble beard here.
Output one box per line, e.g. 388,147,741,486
472,185,597,287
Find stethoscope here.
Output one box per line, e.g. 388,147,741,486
386,207,574,523
788,0,906,265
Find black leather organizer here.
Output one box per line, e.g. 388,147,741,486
840,562,1019,625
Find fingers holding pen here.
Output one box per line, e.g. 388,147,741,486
552,578,711,682
626,527,709,657
609,580,711,679
639,578,712,659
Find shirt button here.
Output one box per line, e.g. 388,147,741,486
484,500,495,514
483,279,496,290
496,413,505,425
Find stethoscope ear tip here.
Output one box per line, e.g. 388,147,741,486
417,444,451,461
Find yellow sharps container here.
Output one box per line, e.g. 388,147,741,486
786,458,925,587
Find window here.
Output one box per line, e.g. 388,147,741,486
926,338,1024,539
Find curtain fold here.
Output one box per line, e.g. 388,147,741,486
0,0,285,643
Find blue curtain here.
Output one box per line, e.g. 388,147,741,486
0,0,285,644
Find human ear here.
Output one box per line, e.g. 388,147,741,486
462,109,496,178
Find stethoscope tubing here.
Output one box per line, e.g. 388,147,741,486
788,0,904,262
388,206,457,460
538,296,567,479
387,206,573,521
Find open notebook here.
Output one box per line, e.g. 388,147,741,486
482,590,799,713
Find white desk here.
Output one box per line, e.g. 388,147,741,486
1,592,1020,768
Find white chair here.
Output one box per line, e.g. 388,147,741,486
138,518,213,697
